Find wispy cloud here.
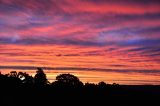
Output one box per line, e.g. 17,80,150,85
0,0,160,84
0,0,160,46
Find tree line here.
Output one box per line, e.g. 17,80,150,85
0,67,159,106
0,67,118,87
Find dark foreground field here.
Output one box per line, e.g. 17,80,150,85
0,68,160,106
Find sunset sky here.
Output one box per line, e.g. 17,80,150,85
0,0,160,85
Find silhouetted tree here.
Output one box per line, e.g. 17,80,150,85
18,72,34,85
2,71,22,88
98,81,107,87
6,71,19,78
84,82,97,95
6,71,33,85
112,83,119,86
84,82,97,89
34,68,48,86
0,72,8,84
54,73,83,87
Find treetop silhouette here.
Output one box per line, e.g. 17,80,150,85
34,67,48,85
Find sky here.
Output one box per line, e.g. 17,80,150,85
0,0,160,85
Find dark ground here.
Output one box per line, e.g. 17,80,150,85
0,70,160,106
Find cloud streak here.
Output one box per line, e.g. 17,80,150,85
1,65,160,75
0,0,160,84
